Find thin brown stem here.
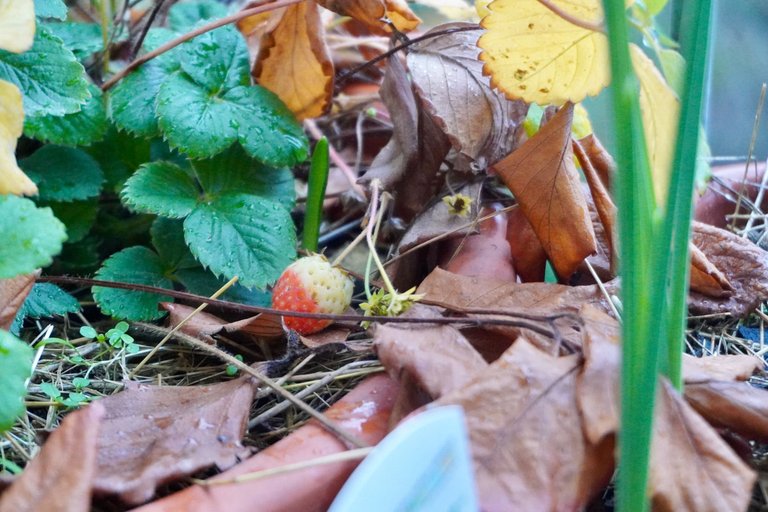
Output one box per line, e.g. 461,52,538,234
38,275,564,336
101,0,303,91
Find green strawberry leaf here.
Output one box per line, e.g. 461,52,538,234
226,85,309,166
184,193,296,289
110,62,171,138
93,246,174,321
121,161,199,218
109,28,181,138
156,72,239,158
169,0,228,32
25,84,108,146
46,199,98,243
87,128,151,192
0,26,89,117
0,331,33,432
20,145,104,202
11,283,80,334
44,22,104,60
34,0,67,19
151,217,198,271
191,145,295,204
0,196,67,278
178,26,250,92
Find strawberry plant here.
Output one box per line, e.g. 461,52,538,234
0,0,310,431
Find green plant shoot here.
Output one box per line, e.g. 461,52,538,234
302,136,330,253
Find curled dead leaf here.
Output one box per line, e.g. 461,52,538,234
315,0,420,34
689,221,768,317
407,22,527,170
492,103,597,278
361,54,451,222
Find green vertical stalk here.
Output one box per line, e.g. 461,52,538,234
658,0,713,389
302,137,330,253
601,1,658,511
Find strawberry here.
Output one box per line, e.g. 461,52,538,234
271,254,354,335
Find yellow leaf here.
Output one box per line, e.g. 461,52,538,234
572,103,593,139
254,2,333,120
630,43,679,206
0,80,37,195
478,0,610,106
0,0,35,53
476,0,491,19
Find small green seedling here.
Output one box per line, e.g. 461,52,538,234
80,322,139,354
39,382,90,409
226,354,244,377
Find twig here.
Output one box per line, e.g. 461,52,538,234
249,361,382,428
39,276,568,336
101,0,303,91
731,83,766,232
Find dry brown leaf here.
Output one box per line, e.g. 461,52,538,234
683,354,762,383
576,305,621,444
407,22,527,170
505,205,547,282
374,322,488,400
161,302,283,341
361,54,451,222
417,267,615,352
316,0,420,34
300,325,351,348
685,380,768,443
492,103,597,278
253,2,333,119
438,338,613,510
650,380,755,512
689,221,768,317
396,183,481,253
0,273,35,330
92,379,256,504
0,402,103,512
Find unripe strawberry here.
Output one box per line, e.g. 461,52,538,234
271,254,354,335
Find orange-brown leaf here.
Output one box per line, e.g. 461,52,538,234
254,2,333,119
492,103,597,278
316,0,420,34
